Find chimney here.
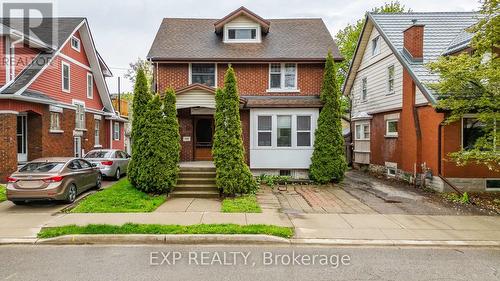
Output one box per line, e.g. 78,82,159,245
403,20,424,61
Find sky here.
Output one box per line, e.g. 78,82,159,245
46,0,482,93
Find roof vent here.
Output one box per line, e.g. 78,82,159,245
411,19,418,24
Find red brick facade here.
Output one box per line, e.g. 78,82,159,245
0,113,17,181
156,63,324,96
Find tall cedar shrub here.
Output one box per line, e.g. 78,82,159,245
213,66,257,195
133,94,172,193
127,68,151,187
309,52,347,183
162,88,181,188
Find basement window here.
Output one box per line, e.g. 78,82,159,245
387,167,397,177
279,170,291,177
486,180,500,189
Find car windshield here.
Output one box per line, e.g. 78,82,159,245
19,162,65,173
85,151,111,158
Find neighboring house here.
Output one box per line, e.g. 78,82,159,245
0,18,127,181
111,93,131,154
147,6,341,178
343,12,499,191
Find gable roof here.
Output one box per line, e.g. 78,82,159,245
148,17,341,62
343,12,480,104
214,6,271,33
0,18,114,112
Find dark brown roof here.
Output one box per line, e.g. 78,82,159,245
148,18,341,62
243,96,323,108
214,6,271,33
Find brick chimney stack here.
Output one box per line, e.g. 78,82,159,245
403,20,424,61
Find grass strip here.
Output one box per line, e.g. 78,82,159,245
38,223,293,239
221,195,262,213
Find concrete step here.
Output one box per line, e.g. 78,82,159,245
179,166,216,173
179,171,216,179
170,190,220,198
174,183,218,189
173,186,219,192
177,178,216,185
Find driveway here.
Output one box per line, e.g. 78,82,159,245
0,180,115,239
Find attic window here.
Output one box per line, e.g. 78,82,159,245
228,28,256,40
71,36,80,52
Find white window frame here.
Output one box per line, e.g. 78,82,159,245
49,112,61,132
70,36,81,52
296,115,312,147
387,167,397,177
387,65,395,95
61,61,71,93
372,36,380,56
223,23,261,43
86,72,93,99
267,63,298,92
94,119,100,146
73,100,85,130
188,63,217,87
361,77,367,102
277,115,293,148
355,123,370,140
113,122,120,141
257,115,272,147
385,119,399,137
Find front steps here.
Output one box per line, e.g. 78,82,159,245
170,166,219,198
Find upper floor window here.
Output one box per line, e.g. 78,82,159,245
387,65,395,95
71,36,81,52
355,123,370,140
86,73,93,99
269,63,297,91
74,101,85,130
190,63,216,87
361,77,367,101
62,61,70,93
113,122,120,140
372,36,380,56
228,28,256,40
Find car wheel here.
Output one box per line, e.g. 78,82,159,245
66,184,77,203
95,173,102,189
114,168,121,181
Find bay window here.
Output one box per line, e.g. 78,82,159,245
255,113,315,148
257,116,272,147
296,116,311,146
355,123,370,140
277,115,292,147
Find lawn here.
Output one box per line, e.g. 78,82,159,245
221,195,261,213
0,185,6,202
37,223,293,239
70,179,166,213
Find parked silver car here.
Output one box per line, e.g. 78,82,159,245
84,149,130,180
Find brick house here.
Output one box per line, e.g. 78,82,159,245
343,12,499,191
147,7,341,178
0,18,127,181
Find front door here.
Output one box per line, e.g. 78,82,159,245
17,115,27,162
194,117,214,161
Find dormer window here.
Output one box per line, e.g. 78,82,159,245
224,25,261,43
228,28,257,40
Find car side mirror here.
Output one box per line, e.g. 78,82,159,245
91,163,98,167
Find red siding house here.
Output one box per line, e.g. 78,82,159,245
147,7,341,178
0,18,127,181
343,12,499,191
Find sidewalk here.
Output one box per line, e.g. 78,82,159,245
1,208,499,245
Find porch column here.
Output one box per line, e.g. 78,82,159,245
0,111,18,182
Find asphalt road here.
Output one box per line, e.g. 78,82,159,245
0,245,499,281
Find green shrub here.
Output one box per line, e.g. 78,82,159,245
309,51,347,183
162,88,181,189
213,66,257,195
257,175,291,187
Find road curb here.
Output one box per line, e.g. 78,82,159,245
290,238,500,248
34,234,291,245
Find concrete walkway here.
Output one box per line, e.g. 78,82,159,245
2,207,499,244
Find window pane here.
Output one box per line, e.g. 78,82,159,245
228,29,235,39
355,125,361,139
277,116,291,147
235,29,254,39
191,64,215,87
297,116,311,131
258,116,272,130
463,118,485,150
363,125,370,139
387,121,398,133
270,64,281,73
258,132,271,146
297,132,311,146
270,74,281,88
284,64,296,88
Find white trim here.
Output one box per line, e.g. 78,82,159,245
0,110,19,114
354,122,370,140
86,72,93,99
223,24,261,43
72,99,86,130
59,53,91,71
49,105,63,113
70,36,81,52
5,36,11,82
93,114,102,120
267,63,298,91
361,76,368,102
61,60,71,93
49,129,64,134
385,119,399,137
